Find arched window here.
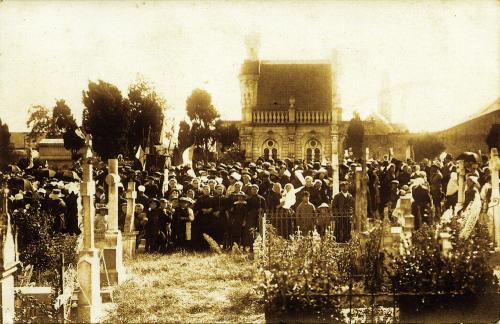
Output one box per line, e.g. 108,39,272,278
263,139,278,161
305,139,321,163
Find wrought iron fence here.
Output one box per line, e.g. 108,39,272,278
261,208,353,242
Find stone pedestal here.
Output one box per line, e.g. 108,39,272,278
1,187,20,324
95,232,124,286
122,232,139,259
76,249,101,323
77,162,101,323
354,169,368,232
122,182,138,259
96,159,125,285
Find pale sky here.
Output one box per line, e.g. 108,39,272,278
0,0,498,132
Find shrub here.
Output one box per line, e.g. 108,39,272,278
389,221,498,296
12,201,79,287
256,227,361,320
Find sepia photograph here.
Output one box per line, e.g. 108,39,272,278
0,0,499,322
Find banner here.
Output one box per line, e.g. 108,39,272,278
135,145,146,170
182,145,195,166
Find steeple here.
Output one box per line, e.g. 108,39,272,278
378,73,392,122
239,33,261,124
244,32,260,61
331,49,342,122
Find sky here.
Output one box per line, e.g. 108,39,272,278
0,0,498,133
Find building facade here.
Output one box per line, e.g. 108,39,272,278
238,37,342,163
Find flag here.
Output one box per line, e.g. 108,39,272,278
162,168,169,194
135,145,146,170
182,145,195,166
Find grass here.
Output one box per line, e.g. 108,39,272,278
102,251,264,323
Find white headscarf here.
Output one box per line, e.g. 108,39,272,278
446,172,459,196
281,183,304,209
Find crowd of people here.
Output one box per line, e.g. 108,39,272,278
1,151,496,253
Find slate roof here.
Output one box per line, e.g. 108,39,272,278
255,61,332,111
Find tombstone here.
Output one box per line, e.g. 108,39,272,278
489,148,500,250
0,186,20,324
77,163,101,323
95,159,125,285
439,232,452,257
122,182,139,258
400,197,414,230
354,169,367,232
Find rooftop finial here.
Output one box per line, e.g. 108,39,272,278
244,32,260,61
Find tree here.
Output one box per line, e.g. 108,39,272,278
27,99,77,143
26,105,58,142
177,120,194,151
344,111,365,159
53,99,77,131
185,89,220,163
0,119,15,168
82,80,130,159
409,134,445,161
486,124,500,152
214,120,240,152
127,77,166,153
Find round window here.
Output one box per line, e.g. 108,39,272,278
310,140,317,147
267,140,274,147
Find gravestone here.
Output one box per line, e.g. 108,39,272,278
77,162,101,323
354,168,367,232
122,182,139,258
95,159,124,285
0,186,20,324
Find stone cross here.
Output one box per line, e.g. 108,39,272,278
439,232,452,257
124,182,137,234
457,160,466,204
96,159,124,284
77,162,101,323
489,148,500,250
122,182,138,258
81,163,95,249
365,147,370,161
105,159,120,232
0,186,19,324
354,168,367,232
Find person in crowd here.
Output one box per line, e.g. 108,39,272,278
145,198,162,252
444,171,459,213
194,184,214,250
295,191,316,235
244,184,266,247
429,163,444,219
136,185,149,207
172,197,195,249
332,181,354,242
229,191,247,247
411,176,432,229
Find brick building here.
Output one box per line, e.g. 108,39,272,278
238,35,342,163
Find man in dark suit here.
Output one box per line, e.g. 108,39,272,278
332,181,354,242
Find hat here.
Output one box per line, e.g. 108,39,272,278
234,191,246,197
230,172,241,181
391,180,399,185
138,185,146,192
180,196,194,204
318,203,329,209
251,184,259,189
